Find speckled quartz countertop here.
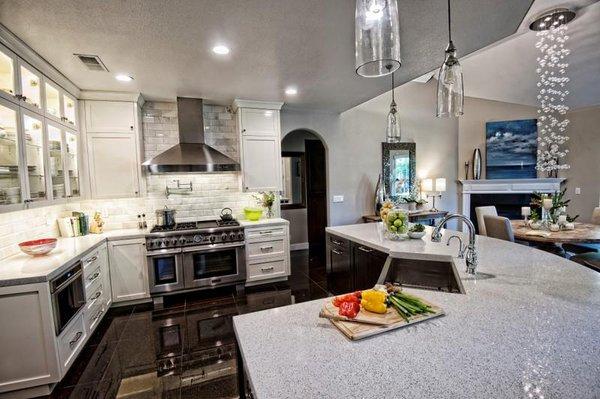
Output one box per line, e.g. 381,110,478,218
233,223,600,399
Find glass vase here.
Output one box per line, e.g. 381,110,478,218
382,208,409,240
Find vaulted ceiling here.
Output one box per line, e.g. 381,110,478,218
0,0,533,112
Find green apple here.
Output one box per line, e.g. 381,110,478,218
387,213,397,222
389,225,397,232
394,219,403,228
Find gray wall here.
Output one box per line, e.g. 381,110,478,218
282,79,459,227
561,106,600,222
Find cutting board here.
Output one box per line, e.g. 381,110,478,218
321,296,445,340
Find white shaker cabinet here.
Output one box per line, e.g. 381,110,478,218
80,96,144,199
108,238,149,303
86,133,141,198
233,100,283,193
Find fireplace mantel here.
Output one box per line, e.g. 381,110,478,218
457,179,566,230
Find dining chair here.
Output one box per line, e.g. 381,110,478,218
563,206,600,255
483,215,515,242
475,206,497,236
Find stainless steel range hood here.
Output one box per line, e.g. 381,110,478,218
143,97,240,173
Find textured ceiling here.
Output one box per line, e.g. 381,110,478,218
460,0,600,109
0,0,533,112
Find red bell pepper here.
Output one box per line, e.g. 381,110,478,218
338,301,360,319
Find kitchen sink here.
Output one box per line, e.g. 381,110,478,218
377,257,465,294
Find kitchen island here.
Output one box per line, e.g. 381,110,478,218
233,223,600,398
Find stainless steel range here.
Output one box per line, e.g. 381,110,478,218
145,220,245,298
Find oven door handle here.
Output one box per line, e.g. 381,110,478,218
146,248,182,256
51,268,83,294
181,242,245,253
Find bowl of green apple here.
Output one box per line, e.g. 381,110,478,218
382,208,409,240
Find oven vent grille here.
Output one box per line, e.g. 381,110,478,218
74,54,109,72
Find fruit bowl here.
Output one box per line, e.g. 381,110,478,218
243,207,263,221
19,238,57,256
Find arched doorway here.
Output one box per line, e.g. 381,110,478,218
281,129,328,256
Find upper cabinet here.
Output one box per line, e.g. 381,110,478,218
0,100,22,207
233,100,283,193
18,61,43,114
84,101,135,133
0,45,18,103
81,98,143,199
21,111,47,202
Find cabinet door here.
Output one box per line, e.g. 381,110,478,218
44,81,62,124
64,130,80,197
87,133,140,198
108,238,148,303
0,99,24,207
62,92,78,128
241,136,281,191
0,44,19,104
326,235,352,295
17,60,44,114
85,101,134,133
240,108,278,136
47,123,66,199
21,110,47,202
352,243,387,290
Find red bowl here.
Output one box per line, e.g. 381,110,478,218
18,238,58,256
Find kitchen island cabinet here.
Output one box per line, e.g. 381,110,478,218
234,223,600,399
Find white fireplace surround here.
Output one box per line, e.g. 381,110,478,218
458,178,565,218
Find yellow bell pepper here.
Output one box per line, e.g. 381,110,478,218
360,289,388,314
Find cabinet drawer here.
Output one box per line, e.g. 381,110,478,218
84,264,103,292
247,238,285,259
247,258,287,282
86,282,106,309
85,300,106,334
82,248,103,275
246,226,285,242
58,313,87,373
328,234,349,250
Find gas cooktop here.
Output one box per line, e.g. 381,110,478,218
150,219,240,233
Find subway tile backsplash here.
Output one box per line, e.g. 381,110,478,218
0,101,258,260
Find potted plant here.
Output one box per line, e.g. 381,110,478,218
400,194,427,211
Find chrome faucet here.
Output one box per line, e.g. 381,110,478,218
431,213,478,274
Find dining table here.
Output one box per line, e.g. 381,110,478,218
510,220,600,244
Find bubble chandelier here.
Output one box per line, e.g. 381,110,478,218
531,8,576,177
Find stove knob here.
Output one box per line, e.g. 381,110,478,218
229,232,236,240
193,234,202,243
161,239,168,247
237,232,244,240
171,237,178,245
146,240,153,248
179,236,186,245
209,235,216,243
221,233,228,241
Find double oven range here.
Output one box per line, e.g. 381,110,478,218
146,220,246,300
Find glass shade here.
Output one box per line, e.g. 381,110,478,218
435,178,446,192
355,0,401,77
436,44,464,117
421,178,433,192
385,101,401,143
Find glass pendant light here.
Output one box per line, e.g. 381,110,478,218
386,67,400,142
436,0,464,117
355,0,401,77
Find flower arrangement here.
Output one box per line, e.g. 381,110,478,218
253,191,276,218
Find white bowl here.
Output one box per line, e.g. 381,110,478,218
408,231,426,239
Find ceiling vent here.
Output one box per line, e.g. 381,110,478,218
74,54,109,72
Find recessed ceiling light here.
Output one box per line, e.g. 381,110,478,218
212,45,230,55
285,87,298,95
115,74,133,82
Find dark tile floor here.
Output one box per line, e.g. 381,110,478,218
40,249,330,399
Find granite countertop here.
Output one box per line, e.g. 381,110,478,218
0,219,287,287
233,223,600,398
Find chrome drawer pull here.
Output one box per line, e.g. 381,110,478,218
331,249,343,255
92,309,104,322
87,272,100,282
69,331,83,348
260,245,274,252
92,290,102,300
84,255,98,265
261,266,275,272
259,231,273,235
358,246,373,253
331,240,343,245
